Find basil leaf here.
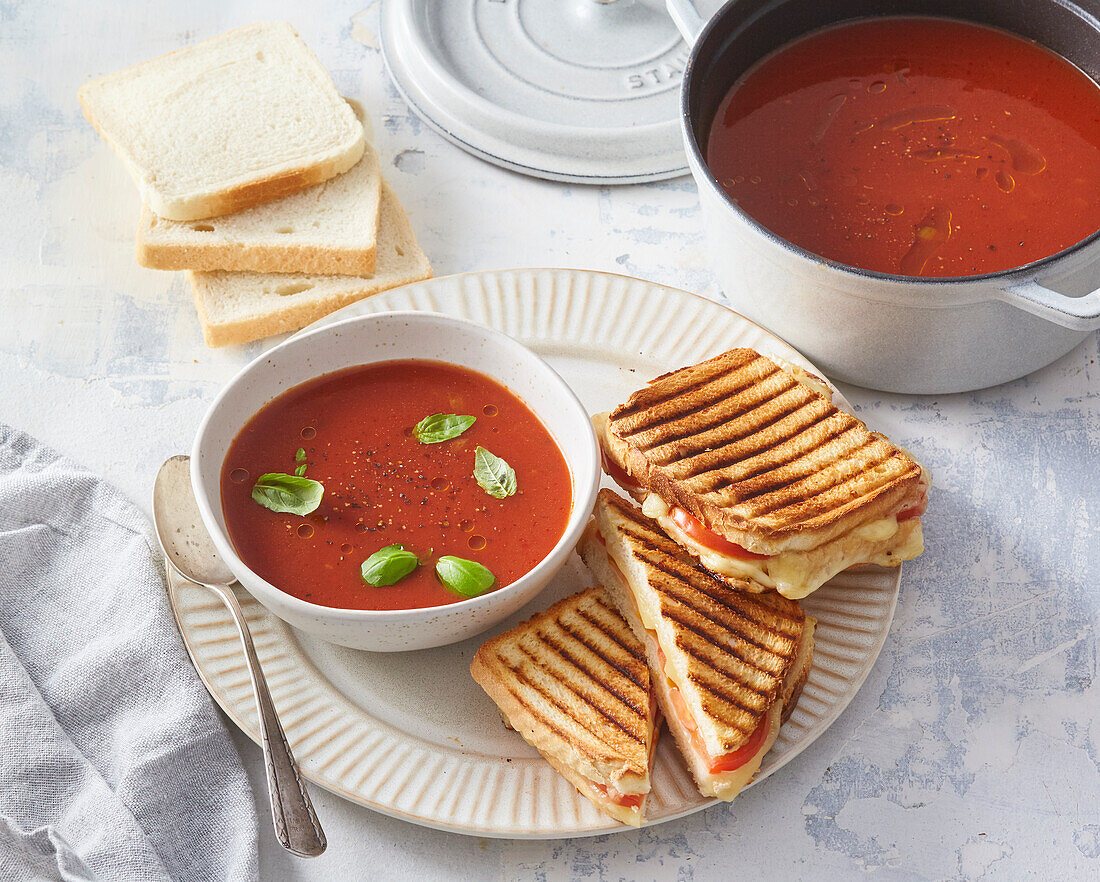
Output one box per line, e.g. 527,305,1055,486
415,413,476,444
473,446,517,498
295,448,306,462
361,544,419,587
251,473,323,516
294,463,307,477
435,555,496,598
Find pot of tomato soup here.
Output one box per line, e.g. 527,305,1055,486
666,0,1100,393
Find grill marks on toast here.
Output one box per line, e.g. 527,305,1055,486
613,349,765,424
647,387,831,469
566,603,649,693
473,588,652,771
617,365,791,451
607,349,921,533
598,492,805,748
507,643,639,745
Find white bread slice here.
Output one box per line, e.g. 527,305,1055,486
136,142,382,275
189,181,431,346
78,21,365,221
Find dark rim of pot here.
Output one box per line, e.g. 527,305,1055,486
680,1,1100,287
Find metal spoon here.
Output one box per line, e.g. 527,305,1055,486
153,455,326,858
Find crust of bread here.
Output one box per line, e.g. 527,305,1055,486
189,181,431,346
139,229,377,275
165,155,362,222
780,616,815,724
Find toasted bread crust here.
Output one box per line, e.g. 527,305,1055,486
470,587,655,800
779,616,815,724
580,490,811,757
604,349,925,554
189,181,432,346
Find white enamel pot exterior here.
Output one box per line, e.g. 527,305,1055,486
667,0,1100,394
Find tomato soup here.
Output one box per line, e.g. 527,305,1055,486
220,360,572,611
706,17,1100,277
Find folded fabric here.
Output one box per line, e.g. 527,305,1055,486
0,424,257,882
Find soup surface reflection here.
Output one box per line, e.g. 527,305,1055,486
707,17,1100,276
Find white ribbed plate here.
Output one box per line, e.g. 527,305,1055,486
172,269,901,838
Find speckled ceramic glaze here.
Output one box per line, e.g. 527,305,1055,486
190,310,601,652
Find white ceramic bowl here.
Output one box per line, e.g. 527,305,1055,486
190,311,601,652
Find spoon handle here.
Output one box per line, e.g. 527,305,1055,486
172,569,326,857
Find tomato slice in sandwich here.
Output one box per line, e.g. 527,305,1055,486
659,646,771,775
591,783,643,808
601,450,639,491
704,714,772,773
669,506,770,560
896,494,928,522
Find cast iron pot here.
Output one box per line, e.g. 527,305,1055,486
666,0,1100,393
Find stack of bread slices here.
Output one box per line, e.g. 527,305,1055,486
78,21,432,346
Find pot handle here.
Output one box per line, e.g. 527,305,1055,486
666,0,706,43
999,279,1100,331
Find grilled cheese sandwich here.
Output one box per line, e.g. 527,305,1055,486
579,490,815,800
470,586,661,826
596,348,928,600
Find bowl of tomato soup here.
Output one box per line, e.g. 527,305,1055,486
191,311,600,652
668,0,1100,393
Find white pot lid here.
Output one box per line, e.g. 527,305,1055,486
378,0,690,184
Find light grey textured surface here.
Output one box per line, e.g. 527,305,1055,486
2,1,1097,879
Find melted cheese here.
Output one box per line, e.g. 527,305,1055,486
642,492,923,600
770,357,835,400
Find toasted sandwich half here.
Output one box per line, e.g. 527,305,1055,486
595,348,928,600
579,490,815,801
470,587,661,826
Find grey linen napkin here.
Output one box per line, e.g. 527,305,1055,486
0,424,258,882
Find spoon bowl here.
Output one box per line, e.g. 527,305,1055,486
153,455,236,586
